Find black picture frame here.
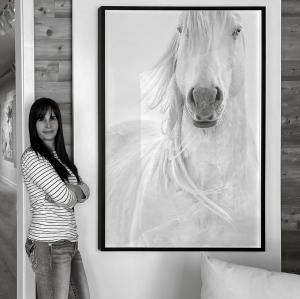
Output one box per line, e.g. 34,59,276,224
98,6,266,251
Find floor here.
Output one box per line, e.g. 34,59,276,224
0,179,17,299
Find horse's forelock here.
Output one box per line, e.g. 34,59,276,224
179,11,233,41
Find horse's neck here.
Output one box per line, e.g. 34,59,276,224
174,101,246,189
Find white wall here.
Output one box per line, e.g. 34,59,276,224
15,0,36,297
0,75,17,188
73,1,281,298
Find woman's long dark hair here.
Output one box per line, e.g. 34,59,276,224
29,98,80,182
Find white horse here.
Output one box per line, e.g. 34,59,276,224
106,11,260,247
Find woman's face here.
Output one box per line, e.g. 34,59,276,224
36,109,58,149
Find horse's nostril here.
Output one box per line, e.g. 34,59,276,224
215,87,222,102
190,88,195,104
208,114,214,121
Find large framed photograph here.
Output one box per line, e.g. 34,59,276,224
99,6,265,250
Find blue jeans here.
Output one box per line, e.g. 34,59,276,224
25,238,90,299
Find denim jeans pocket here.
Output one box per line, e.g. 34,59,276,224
50,240,77,261
25,239,38,270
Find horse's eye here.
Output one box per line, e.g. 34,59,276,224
232,26,242,40
177,26,183,34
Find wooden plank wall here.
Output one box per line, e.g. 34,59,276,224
282,0,300,274
34,0,73,157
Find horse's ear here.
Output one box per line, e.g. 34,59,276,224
140,35,179,111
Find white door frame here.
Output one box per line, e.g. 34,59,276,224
15,0,35,297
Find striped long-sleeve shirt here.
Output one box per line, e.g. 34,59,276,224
21,147,90,242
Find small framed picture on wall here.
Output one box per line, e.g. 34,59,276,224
98,6,266,251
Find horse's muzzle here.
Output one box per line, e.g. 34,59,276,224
186,85,223,128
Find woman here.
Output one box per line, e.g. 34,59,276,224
21,98,90,299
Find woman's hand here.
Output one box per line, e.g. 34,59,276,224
66,183,86,202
